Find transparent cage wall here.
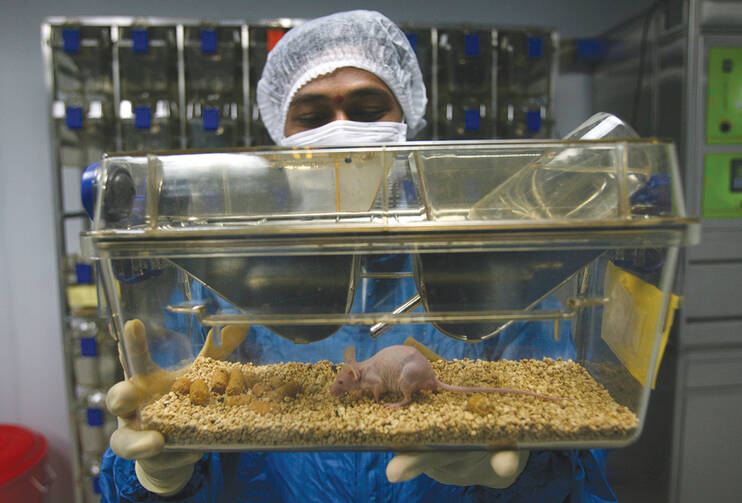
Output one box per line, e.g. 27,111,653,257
99,249,676,451
83,141,697,451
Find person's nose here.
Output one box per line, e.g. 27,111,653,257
332,109,350,122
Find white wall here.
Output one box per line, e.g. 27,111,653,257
0,1,652,500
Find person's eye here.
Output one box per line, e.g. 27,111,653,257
349,107,388,122
294,112,332,127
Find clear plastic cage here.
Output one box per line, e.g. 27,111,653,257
82,138,698,451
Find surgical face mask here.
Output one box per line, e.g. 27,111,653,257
280,120,407,147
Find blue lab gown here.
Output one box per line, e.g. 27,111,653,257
99,254,618,502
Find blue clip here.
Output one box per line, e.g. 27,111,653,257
92,476,101,495
526,110,541,132
464,108,481,131
201,29,217,54
86,408,103,427
465,34,481,57
75,263,93,284
528,36,542,59
405,32,418,53
134,105,151,130
577,38,605,62
80,337,98,357
66,106,83,130
63,28,80,53
132,29,148,54
203,107,219,131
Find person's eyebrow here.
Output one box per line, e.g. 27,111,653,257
345,87,395,101
288,93,332,108
289,87,395,107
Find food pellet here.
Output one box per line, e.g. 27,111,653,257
269,375,284,388
243,369,259,389
226,368,245,396
275,382,303,400
211,369,229,394
189,379,209,406
466,394,489,415
171,377,191,395
141,357,639,447
252,382,270,397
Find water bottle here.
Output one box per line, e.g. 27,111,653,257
468,113,649,220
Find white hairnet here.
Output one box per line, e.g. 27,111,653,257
257,10,427,144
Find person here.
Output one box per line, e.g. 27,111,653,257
99,10,618,502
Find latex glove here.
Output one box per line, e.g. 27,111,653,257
386,450,529,489
107,319,248,496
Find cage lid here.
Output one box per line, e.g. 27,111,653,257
80,140,700,259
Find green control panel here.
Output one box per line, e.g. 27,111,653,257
703,154,742,218
706,47,742,144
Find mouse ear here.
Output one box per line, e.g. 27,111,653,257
343,346,360,380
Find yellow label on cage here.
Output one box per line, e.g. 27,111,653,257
67,284,98,309
601,262,679,388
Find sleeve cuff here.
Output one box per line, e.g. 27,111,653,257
100,449,222,502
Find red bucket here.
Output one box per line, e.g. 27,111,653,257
0,425,53,503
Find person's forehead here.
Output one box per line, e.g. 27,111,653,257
291,67,394,100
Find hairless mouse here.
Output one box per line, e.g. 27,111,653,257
330,345,568,409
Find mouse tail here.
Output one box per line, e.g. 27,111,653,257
435,380,567,401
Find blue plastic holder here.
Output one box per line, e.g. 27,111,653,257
132,29,148,53
81,163,98,219
464,108,481,131
80,337,98,357
528,36,542,59
465,34,481,57
134,105,151,130
201,29,217,54
92,476,101,495
405,32,418,53
62,28,80,53
86,408,103,427
526,110,541,132
66,106,83,130
577,38,605,62
75,262,93,284
203,107,219,131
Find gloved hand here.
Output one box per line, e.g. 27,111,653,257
386,450,529,489
107,319,248,496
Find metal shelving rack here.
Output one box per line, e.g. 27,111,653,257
42,16,557,501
